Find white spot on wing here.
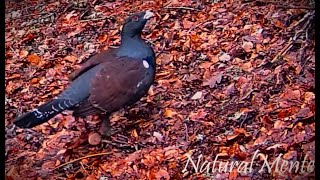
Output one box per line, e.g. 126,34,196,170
33,109,43,118
52,105,59,112
137,81,143,88
58,103,63,109
63,100,70,108
143,60,149,68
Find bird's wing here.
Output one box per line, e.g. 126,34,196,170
69,48,118,81
72,57,154,117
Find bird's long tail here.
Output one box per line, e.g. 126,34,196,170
14,98,75,128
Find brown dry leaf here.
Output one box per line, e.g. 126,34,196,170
86,174,98,180
189,109,207,120
56,149,67,155
273,19,285,28
218,52,231,62
27,54,41,66
132,129,139,139
65,10,78,22
30,78,39,84
191,91,202,100
274,120,286,129
98,34,108,43
6,167,18,180
225,83,238,96
254,135,267,145
229,168,238,180
283,150,297,160
242,41,254,52
182,19,194,29
64,55,78,63
19,50,29,58
304,92,315,103
281,89,301,101
155,169,170,180
7,74,21,80
295,107,311,118
21,33,35,43
41,161,56,170
164,108,176,118
241,62,253,72
199,62,213,69
202,74,222,88
173,19,181,30
164,149,179,159
153,131,163,142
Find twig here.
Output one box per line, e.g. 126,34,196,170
299,55,312,75
271,39,293,63
53,152,111,170
187,20,214,34
79,162,88,176
240,113,248,128
164,6,198,11
288,11,314,31
156,40,166,57
272,12,313,64
184,123,189,141
80,18,106,22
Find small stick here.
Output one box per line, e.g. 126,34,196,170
53,152,111,170
184,123,189,141
164,6,198,11
80,18,106,22
156,40,166,57
187,20,214,34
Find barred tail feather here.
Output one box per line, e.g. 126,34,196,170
14,99,75,128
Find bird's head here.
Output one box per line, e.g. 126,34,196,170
121,10,154,38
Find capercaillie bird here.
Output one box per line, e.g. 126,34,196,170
14,10,156,136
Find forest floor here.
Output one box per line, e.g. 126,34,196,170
5,0,315,179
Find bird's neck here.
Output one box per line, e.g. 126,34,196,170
118,35,155,68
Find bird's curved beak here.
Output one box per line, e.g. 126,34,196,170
143,10,154,20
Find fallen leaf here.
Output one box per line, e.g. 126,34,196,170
191,91,202,100
27,54,41,66
64,55,78,63
41,161,56,170
30,78,39,84
202,74,222,88
98,34,108,43
153,132,163,142
241,61,253,72
218,53,231,62
189,109,207,120
225,83,238,96
19,50,29,58
242,41,254,52
164,109,176,118
155,169,170,180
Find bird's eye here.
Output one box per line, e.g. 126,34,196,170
132,15,139,21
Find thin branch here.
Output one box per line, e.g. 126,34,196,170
53,152,112,171
79,17,106,22
164,6,198,11
156,40,166,57
187,20,214,34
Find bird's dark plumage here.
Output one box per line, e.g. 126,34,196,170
14,10,156,129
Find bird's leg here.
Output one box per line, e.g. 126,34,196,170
99,113,111,137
